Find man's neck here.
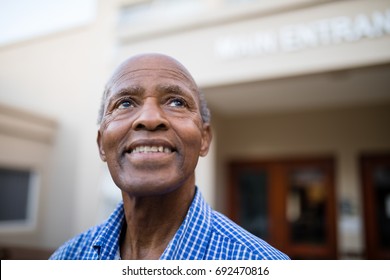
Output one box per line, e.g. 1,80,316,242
119,184,195,260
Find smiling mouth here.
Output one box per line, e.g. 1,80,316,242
130,145,173,154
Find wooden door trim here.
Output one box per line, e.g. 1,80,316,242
360,153,390,259
228,156,337,259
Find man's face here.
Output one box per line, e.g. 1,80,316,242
97,55,211,197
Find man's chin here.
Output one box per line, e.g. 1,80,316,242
117,180,183,198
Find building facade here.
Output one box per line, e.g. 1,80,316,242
1,0,390,259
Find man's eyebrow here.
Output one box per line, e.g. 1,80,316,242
156,84,193,98
108,85,145,100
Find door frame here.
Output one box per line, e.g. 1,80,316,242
360,153,390,259
228,156,337,259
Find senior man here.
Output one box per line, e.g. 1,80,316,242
50,53,289,260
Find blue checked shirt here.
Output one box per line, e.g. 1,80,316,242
49,187,289,260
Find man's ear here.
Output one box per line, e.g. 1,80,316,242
200,123,212,157
97,130,107,162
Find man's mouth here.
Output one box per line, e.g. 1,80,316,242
130,145,173,154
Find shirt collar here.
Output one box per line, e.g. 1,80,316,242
92,187,211,260
92,201,125,260
159,187,213,260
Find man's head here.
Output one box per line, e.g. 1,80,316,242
98,55,210,125
97,53,212,197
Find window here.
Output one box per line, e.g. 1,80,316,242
0,167,39,231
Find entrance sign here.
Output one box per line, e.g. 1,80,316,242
215,8,390,60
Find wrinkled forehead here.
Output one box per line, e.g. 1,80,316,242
108,54,198,93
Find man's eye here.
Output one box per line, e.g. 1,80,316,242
168,98,186,107
117,99,135,109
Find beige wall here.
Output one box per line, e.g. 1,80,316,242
214,103,390,255
117,0,390,87
0,105,57,248
0,0,115,248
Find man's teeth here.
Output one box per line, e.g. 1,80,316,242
132,146,172,154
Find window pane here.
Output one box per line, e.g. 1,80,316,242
287,168,327,245
238,169,268,240
373,165,390,249
0,168,31,221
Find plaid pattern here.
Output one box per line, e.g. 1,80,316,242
49,187,289,260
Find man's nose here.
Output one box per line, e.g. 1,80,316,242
132,99,169,131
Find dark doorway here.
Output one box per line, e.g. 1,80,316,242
361,154,390,259
228,157,337,259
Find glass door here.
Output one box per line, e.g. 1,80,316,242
361,154,390,259
229,157,337,259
